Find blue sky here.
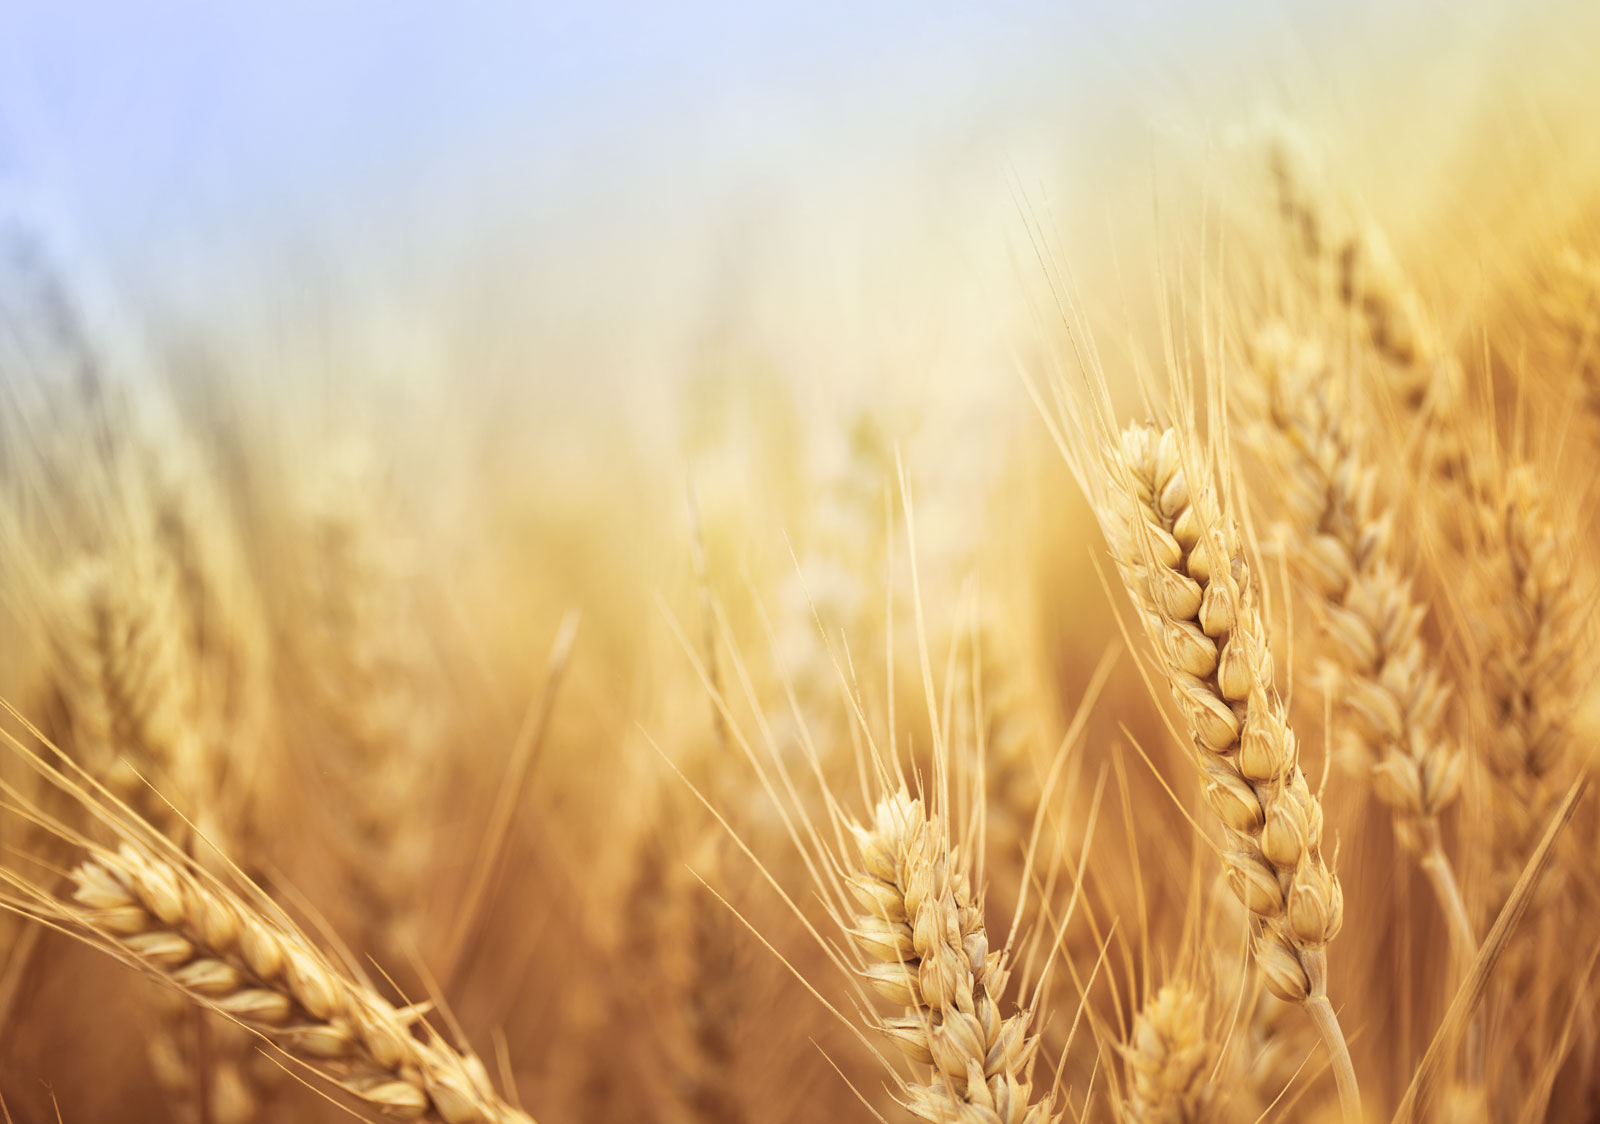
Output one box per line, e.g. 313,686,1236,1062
1,4,1113,249
0,0,1577,346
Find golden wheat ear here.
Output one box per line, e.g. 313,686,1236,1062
846,788,1056,1124
0,718,535,1124
1079,421,1358,1122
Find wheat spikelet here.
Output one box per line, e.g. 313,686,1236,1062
26,836,536,1124
1121,984,1214,1124
847,788,1055,1124
1090,421,1357,1118
1242,325,1472,961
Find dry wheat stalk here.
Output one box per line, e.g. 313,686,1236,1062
29,837,535,1124
963,621,1045,882
574,788,677,1124
1122,984,1214,1124
1261,124,1441,388
1243,324,1473,964
1092,422,1357,1120
847,788,1055,1124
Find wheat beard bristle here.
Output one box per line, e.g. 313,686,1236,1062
847,789,1055,1124
66,841,535,1124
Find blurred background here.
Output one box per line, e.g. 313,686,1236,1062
6,0,1595,591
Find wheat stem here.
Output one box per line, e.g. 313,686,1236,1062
1303,981,1361,1124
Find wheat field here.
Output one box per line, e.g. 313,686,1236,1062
2,6,1600,1124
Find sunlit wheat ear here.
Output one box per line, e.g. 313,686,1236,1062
1469,464,1588,916
1244,325,1472,962
18,834,535,1124
847,789,1056,1124
1089,422,1358,1121
1121,984,1214,1124
45,550,251,1121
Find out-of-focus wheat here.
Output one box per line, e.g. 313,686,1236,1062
1121,984,1213,1124
1242,324,1472,966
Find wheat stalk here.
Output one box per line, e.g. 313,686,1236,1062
22,837,535,1124
1466,463,1588,1114
847,788,1055,1124
1091,422,1357,1121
